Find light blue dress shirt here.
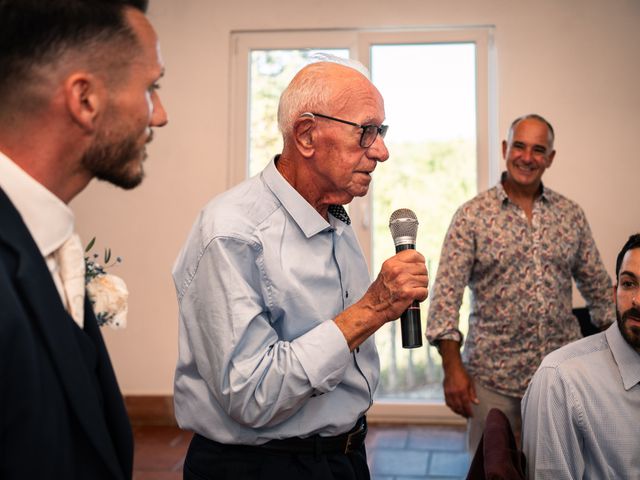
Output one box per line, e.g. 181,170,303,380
173,158,379,445
522,322,640,479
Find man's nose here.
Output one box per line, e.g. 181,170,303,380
151,92,168,127
367,134,389,162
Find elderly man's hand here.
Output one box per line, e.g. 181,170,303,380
334,249,428,350
366,249,429,322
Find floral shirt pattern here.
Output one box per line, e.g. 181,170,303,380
426,177,615,397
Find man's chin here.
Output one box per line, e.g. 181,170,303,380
96,163,145,190
618,314,640,352
350,182,370,198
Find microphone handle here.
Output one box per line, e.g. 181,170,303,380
395,243,423,349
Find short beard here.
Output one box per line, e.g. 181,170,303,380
616,307,640,354
81,133,146,190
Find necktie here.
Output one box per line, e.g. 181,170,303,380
56,233,85,328
328,204,351,225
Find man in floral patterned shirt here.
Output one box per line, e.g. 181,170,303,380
426,113,615,454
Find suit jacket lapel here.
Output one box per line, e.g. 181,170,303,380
0,189,126,479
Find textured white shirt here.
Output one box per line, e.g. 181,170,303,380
522,322,640,479
0,150,75,309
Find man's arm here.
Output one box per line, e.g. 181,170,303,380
426,206,478,416
521,365,585,480
334,249,428,351
177,238,427,429
439,340,478,417
572,209,615,329
177,236,352,429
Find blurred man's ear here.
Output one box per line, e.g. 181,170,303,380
501,139,507,159
64,72,103,133
546,149,556,167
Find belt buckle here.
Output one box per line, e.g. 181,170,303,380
343,422,365,454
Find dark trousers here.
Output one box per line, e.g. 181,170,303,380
183,433,371,480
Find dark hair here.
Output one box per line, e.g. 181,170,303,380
616,233,640,280
0,0,149,101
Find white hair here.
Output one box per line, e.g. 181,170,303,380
277,54,371,140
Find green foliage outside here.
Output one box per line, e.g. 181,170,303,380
372,139,475,400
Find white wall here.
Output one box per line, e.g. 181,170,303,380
72,0,640,394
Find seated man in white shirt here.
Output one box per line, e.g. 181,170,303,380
522,233,640,479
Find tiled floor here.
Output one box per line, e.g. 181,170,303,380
133,424,470,480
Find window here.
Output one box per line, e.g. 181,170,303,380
230,27,497,422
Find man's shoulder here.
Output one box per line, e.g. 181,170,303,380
540,331,608,370
199,175,280,239
455,186,500,215
542,186,584,212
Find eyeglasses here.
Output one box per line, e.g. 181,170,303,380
304,112,388,148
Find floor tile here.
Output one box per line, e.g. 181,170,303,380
133,426,192,472
372,449,430,476
428,451,470,477
407,425,467,451
367,426,410,449
134,472,183,480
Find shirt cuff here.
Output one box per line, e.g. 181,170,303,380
292,320,351,394
430,329,464,349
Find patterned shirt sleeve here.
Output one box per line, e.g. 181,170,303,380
570,207,615,328
426,204,474,345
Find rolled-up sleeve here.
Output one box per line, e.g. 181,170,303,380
426,206,474,345
570,210,615,328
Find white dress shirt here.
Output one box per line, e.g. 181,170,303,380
0,150,80,321
522,322,640,479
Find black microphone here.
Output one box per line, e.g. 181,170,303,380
389,208,423,349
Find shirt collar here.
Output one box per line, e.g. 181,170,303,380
606,322,640,391
262,156,349,237
0,150,74,256
497,171,551,205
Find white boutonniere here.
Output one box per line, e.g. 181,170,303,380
84,238,128,329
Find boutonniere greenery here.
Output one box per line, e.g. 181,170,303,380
84,237,128,329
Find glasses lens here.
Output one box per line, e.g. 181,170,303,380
361,126,378,148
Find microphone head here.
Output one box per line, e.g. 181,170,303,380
389,208,419,246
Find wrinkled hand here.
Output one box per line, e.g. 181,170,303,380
365,249,429,323
443,362,478,418
334,249,428,351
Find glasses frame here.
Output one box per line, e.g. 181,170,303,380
303,112,388,148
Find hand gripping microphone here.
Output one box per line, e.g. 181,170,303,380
389,208,423,349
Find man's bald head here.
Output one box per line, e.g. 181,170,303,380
277,60,372,142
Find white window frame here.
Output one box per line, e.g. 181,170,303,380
228,27,497,424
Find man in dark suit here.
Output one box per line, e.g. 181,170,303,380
0,0,167,478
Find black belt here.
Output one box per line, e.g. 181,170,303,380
259,416,367,455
